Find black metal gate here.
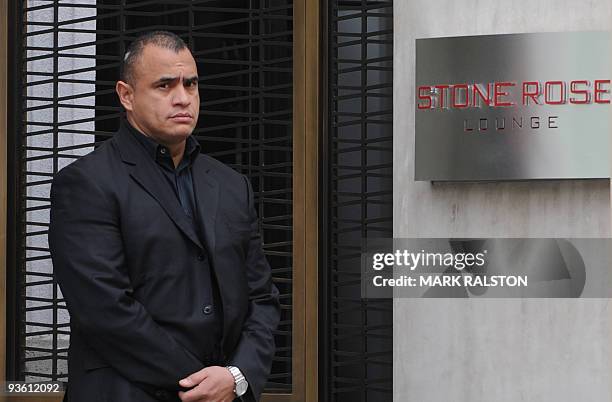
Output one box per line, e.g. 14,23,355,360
321,0,394,400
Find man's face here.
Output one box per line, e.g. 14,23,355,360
118,45,200,146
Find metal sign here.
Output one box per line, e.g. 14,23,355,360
415,31,611,181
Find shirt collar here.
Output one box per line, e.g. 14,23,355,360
124,119,201,168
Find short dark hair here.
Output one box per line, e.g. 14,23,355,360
120,30,189,84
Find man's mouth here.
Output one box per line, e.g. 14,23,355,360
169,113,193,122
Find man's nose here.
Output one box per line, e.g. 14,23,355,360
172,84,190,105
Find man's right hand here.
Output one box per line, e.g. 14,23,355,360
178,366,236,402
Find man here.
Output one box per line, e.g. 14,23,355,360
49,31,280,402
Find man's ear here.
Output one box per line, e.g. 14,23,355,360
116,80,134,111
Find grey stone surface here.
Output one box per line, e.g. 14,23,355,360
394,0,612,401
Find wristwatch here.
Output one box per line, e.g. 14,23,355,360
226,365,248,398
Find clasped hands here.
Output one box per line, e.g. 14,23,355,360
178,366,236,402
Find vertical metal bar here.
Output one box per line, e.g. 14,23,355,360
0,0,8,384
188,3,194,50
120,0,126,76
318,0,331,397
17,0,27,380
51,0,59,382
248,0,254,179
119,0,126,123
359,1,368,400
258,0,265,228
329,0,338,398
6,0,24,382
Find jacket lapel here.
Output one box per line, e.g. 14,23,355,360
114,124,204,250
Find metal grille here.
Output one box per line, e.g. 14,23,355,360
10,0,293,392
323,0,393,400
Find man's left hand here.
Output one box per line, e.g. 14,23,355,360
178,366,235,402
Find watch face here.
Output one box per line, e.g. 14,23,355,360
236,381,248,396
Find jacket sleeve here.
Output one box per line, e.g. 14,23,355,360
49,163,204,393
227,176,281,402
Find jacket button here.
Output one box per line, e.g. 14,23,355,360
154,390,169,401
203,305,213,315
197,254,205,261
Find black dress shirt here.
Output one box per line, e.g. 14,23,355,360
127,122,200,222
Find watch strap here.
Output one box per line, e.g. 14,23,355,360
226,365,248,397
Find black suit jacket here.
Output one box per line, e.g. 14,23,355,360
49,123,280,402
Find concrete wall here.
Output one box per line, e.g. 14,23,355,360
394,1,612,401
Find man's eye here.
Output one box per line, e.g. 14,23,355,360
158,83,169,89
